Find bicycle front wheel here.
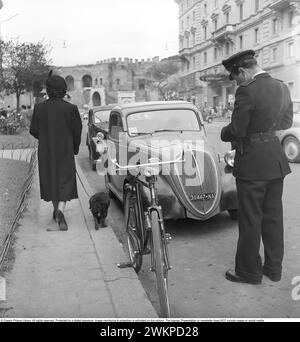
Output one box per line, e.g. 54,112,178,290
124,190,143,273
151,210,170,318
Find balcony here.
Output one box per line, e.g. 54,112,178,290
211,24,236,43
269,0,295,11
199,65,229,83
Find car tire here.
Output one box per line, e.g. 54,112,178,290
283,136,300,163
228,209,238,220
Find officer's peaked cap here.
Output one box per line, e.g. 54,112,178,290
222,50,256,72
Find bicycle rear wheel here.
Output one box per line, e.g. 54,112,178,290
151,210,170,318
124,190,143,273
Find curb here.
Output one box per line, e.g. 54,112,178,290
75,160,157,318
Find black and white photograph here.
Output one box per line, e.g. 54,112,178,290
0,0,300,325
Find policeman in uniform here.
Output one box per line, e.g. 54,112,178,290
221,50,293,284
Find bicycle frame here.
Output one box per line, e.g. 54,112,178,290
128,173,171,272
114,157,183,317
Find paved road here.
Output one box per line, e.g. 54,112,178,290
77,120,300,318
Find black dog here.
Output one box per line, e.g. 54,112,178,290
89,192,110,230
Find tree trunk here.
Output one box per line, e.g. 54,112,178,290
16,91,20,113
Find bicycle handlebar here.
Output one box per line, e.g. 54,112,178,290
111,153,184,171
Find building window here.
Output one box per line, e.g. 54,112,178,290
288,42,295,57
239,4,244,21
193,11,196,22
82,74,93,88
214,19,218,31
186,35,190,48
192,32,196,45
273,18,279,35
239,35,243,49
139,81,145,90
186,60,190,71
287,82,295,98
65,76,75,91
204,3,207,16
187,16,190,27
116,78,120,86
255,0,260,12
214,47,218,60
100,78,103,85
193,56,196,69
204,26,207,40
225,12,230,25
288,11,294,28
225,42,230,55
182,20,184,30
187,0,189,8
271,47,278,62
214,0,218,8
204,52,207,64
254,28,259,44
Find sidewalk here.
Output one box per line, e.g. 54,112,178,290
1,157,157,318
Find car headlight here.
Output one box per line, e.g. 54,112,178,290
224,150,236,167
143,158,160,177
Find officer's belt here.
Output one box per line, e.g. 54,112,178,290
247,131,276,142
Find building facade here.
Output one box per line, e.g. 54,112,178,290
175,0,300,110
55,57,162,109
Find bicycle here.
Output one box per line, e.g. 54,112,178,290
114,156,183,318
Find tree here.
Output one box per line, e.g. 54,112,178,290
0,39,52,111
145,59,181,100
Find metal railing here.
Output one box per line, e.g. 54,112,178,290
0,147,37,270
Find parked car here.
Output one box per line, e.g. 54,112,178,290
86,104,117,170
94,101,238,221
277,99,300,163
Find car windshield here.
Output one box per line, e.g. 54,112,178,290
94,110,111,124
127,109,200,136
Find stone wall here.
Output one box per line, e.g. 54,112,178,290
56,56,162,109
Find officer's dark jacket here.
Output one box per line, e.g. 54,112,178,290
221,73,293,180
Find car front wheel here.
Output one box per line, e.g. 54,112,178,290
283,136,300,163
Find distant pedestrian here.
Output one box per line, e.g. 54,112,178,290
20,105,28,128
30,71,82,231
26,105,33,126
6,105,12,118
221,50,293,284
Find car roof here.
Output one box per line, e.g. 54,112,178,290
109,101,198,116
92,104,118,111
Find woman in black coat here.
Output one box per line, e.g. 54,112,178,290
30,73,82,231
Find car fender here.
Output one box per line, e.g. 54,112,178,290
277,129,300,144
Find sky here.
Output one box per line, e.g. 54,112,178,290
0,0,179,66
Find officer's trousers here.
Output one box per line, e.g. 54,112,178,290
235,178,284,282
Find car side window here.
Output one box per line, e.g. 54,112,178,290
109,112,124,140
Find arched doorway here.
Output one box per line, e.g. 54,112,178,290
82,74,93,88
92,92,101,106
65,75,75,91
